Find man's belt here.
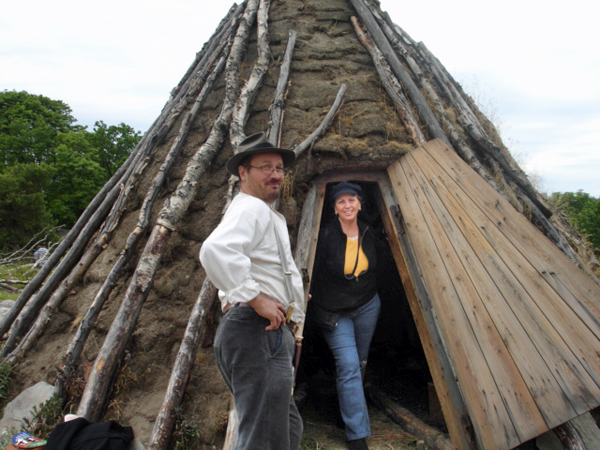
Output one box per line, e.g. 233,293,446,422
223,302,294,325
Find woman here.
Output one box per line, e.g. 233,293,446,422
310,181,381,450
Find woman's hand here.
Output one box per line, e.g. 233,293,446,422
248,293,287,330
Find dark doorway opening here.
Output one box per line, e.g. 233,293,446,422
296,180,439,431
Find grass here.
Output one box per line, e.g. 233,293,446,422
0,362,64,443
20,394,64,439
0,426,19,448
0,261,37,301
0,361,13,418
0,291,19,301
172,407,207,450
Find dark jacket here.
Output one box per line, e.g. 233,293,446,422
311,218,379,313
45,418,134,450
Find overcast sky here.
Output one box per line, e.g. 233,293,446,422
2,0,598,196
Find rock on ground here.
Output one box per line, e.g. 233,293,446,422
0,381,57,436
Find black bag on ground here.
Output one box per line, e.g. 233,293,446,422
45,417,134,450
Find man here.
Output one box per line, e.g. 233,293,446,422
33,246,48,268
200,132,305,450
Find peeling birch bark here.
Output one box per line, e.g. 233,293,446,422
77,224,171,420
55,53,229,382
349,0,449,146
230,0,270,148
75,0,258,421
351,16,425,145
0,14,238,347
0,151,135,341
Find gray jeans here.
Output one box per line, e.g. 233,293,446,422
214,305,303,450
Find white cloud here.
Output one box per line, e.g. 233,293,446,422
2,0,599,196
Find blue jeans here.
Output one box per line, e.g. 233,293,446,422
214,305,303,450
322,293,381,440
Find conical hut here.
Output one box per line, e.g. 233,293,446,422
2,0,599,449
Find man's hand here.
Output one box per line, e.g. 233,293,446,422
248,293,287,330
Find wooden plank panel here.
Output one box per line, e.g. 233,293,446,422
418,141,600,408
401,152,550,441
411,147,595,422
388,159,518,450
421,141,600,339
377,177,476,449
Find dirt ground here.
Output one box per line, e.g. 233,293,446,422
301,404,429,450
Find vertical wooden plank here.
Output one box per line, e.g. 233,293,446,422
402,150,559,430
388,159,517,450
378,177,476,450
292,181,324,349
402,151,552,443
294,181,324,298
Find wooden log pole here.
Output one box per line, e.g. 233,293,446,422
223,400,239,450
230,0,270,148
361,4,522,216
170,3,242,100
351,16,425,146
0,3,244,346
77,224,171,421
348,0,449,146
0,145,138,342
367,384,454,450
0,45,211,351
11,52,230,371
553,422,586,450
147,279,219,450
268,29,296,144
0,179,128,357
293,84,346,157
59,52,229,377
75,0,259,421
0,283,19,293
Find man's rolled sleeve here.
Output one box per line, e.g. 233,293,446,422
222,279,261,304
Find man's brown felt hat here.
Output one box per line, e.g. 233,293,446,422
226,132,296,176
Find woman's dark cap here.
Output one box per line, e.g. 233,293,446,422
330,181,363,201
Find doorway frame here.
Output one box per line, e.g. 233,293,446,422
294,168,475,450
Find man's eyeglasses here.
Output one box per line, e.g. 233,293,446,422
248,165,288,176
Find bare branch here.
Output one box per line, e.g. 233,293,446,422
293,84,347,157
268,29,297,144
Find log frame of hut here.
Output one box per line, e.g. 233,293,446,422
1,0,599,449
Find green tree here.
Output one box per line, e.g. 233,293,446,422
0,163,55,249
87,121,140,176
549,190,600,253
0,90,141,240
46,132,107,226
0,90,78,166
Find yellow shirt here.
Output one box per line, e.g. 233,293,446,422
344,236,369,276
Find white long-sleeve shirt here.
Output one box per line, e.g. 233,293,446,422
199,193,305,324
